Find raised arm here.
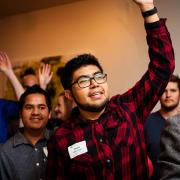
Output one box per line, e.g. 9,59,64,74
0,52,24,99
38,63,53,90
117,0,175,123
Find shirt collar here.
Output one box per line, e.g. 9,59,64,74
13,129,50,147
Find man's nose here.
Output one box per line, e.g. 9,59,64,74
32,107,39,114
165,91,171,97
89,78,98,88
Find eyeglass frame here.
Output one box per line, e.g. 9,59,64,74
71,72,107,88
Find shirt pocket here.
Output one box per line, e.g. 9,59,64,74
69,152,96,174
107,121,134,147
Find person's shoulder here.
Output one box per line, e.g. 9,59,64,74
0,99,19,112
0,98,18,104
145,111,163,128
54,121,72,137
146,111,161,120
0,135,15,155
161,115,180,144
105,94,122,109
165,114,180,127
168,114,180,121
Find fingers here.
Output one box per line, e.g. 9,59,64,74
0,52,8,67
39,63,53,82
3,52,9,61
38,63,53,89
0,52,7,62
0,52,13,73
39,63,52,75
0,52,11,63
47,71,53,83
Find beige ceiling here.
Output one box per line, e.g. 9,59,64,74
0,0,82,18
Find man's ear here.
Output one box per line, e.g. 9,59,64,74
64,90,73,101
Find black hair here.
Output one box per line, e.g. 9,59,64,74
19,85,51,112
170,74,180,90
20,67,36,79
60,54,103,90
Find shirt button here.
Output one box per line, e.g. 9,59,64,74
35,148,38,151
36,163,40,166
99,138,103,143
106,159,112,168
106,159,111,163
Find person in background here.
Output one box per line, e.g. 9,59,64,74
0,52,24,144
144,74,180,180
0,52,24,99
0,52,53,143
46,0,175,178
54,92,75,121
0,85,51,180
0,52,53,98
0,99,20,145
20,67,39,89
47,92,75,130
20,64,53,91
159,113,180,179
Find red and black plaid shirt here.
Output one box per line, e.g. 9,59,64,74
46,19,175,180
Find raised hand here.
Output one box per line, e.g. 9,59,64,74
133,0,153,5
0,52,13,75
38,63,53,90
133,0,158,23
133,0,154,11
0,52,24,99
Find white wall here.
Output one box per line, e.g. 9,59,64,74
0,0,179,106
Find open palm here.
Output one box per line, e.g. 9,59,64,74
38,63,53,90
0,52,12,73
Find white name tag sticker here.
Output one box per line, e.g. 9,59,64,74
68,140,88,159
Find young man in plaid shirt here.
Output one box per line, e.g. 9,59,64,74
46,0,175,179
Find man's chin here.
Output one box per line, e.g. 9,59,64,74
78,100,108,113
161,104,178,112
73,94,109,113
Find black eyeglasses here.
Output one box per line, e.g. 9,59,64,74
71,72,107,88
